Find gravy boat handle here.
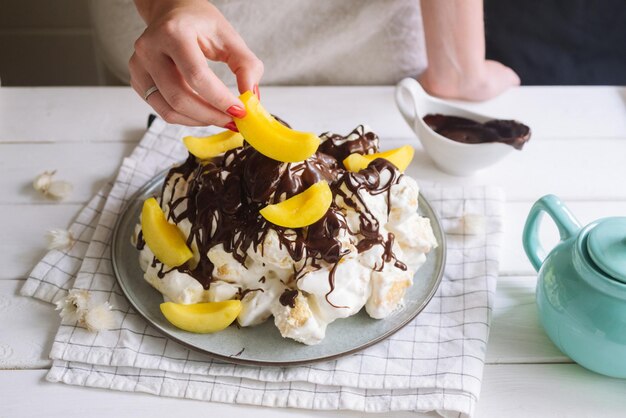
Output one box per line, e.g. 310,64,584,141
395,77,430,129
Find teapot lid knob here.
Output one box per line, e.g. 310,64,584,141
587,217,626,284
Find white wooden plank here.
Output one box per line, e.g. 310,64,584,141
240,86,626,141
400,136,626,202
476,364,626,418
0,369,435,417
448,86,626,140
3,364,625,418
247,86,418,139
2,87,625,144
0,141,136,204
0,280,58,369
0,203,82,280
0,87,153,143
486,277,568,364
0,87,416,142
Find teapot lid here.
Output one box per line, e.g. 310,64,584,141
587,218,626,284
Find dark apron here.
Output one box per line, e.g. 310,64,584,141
484,0,626,85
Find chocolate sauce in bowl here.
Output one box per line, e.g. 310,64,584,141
139,123,409,301
423,114,531,150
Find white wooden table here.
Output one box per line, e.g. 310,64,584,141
2,86,626,417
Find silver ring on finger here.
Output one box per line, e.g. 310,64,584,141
143,85,159,101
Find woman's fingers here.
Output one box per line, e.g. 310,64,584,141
129,53,212,126
231,51,264,96
129,1,263,125
227,46,264,95
168,36,246,115
138,52,233,127
145,91,208,126
220,30,264,94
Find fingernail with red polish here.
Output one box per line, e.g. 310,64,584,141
253,84,260,100
226,105,246,118
225,121,239,132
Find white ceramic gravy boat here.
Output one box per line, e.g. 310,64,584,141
395,77,514,176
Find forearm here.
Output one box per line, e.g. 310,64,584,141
134,0,196,23
419,0,519,100
420,0,486,85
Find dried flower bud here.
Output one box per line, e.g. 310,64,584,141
461,214,486,236
55,289,91,323
33,170,73,200
55,290,115,332
46,229,75,251
446,213,487,236
33,170,55,193
47,181,73,200
83,302,115,332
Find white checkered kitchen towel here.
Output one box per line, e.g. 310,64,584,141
21,118,504,418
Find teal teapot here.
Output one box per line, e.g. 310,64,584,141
523,195,626,378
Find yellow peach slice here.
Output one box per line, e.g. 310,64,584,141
343,145,415,172
233,91,320,162
183,130,244,160
141,197,192,267
160,300,242,333
260,181,332,228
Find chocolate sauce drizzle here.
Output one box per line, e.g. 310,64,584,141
139,124,409,304
318,125,379,162
335,158,408,272
279,289,299,308
136,231,145,250
239,287,264,299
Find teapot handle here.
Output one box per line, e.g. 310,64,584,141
523,195,582,272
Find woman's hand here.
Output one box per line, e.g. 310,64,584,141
130,0,263,128
419,60,520,102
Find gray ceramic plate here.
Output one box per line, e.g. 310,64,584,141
111,170,446,366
